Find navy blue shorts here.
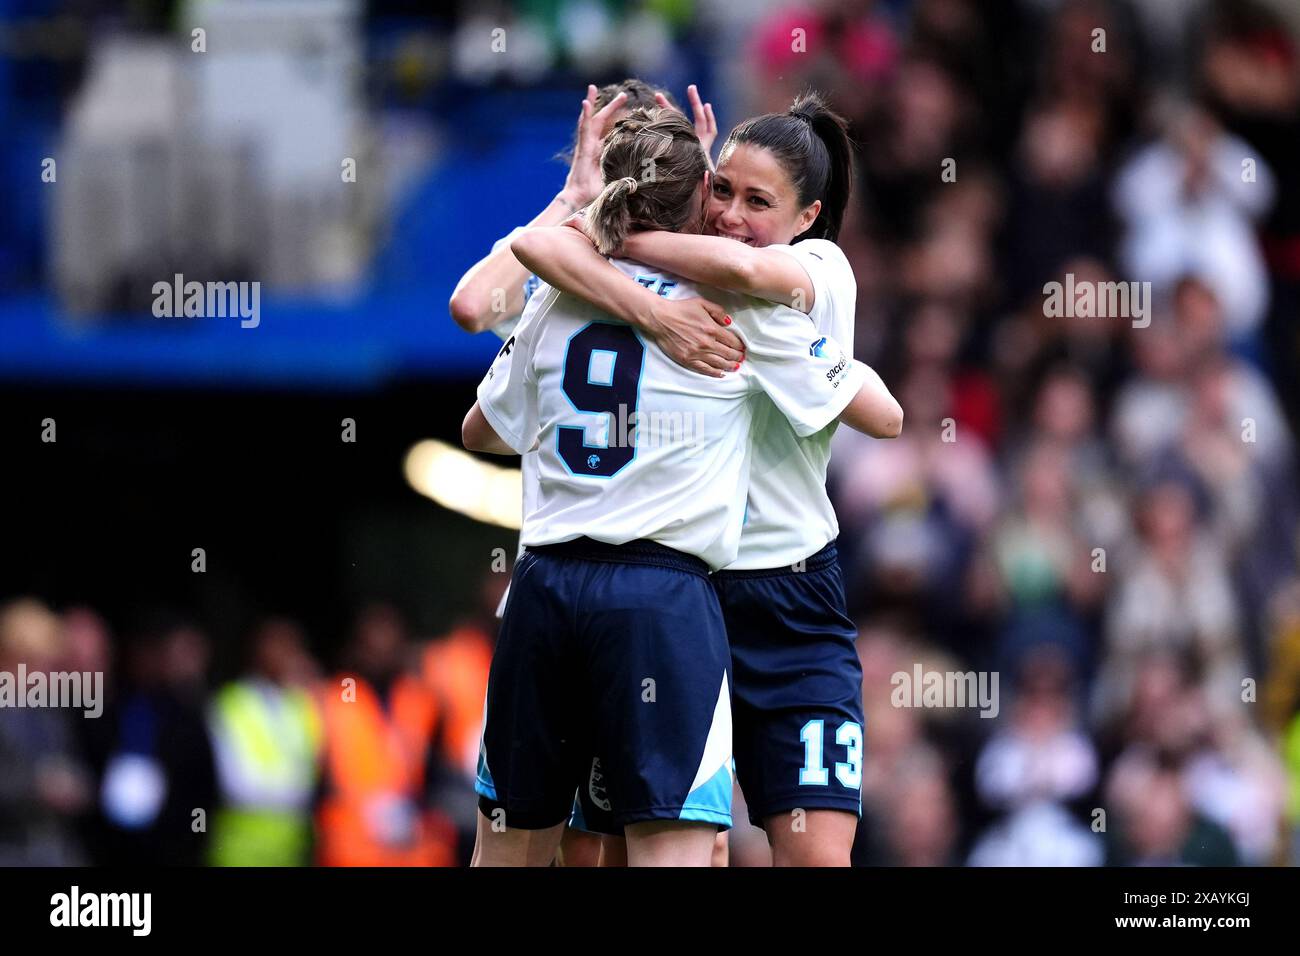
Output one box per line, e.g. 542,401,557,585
476,537,733,832
711,542,863,829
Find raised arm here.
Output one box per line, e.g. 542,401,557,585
621,231,816,312
448,86,627,334
449,199,578,334
654,84,718,167
511,225,747,377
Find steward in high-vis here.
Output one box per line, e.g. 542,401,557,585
208,619,322,867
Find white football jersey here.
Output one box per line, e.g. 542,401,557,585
486,224,538,617
727,239,859,570
476,258,866,571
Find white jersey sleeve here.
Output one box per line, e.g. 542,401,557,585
480,228,545,616
729,298,866,438
475,282,554,454
767,237,857,335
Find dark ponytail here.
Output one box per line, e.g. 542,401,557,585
719,90,855,242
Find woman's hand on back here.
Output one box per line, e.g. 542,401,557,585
644,296,745,378
561,85,628,208
549,219,743,376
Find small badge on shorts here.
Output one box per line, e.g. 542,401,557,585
586,454,601,470
588,757,612,811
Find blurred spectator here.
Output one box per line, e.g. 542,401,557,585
874,749,961,866
0,599,92,866
1105,749,1240,865
858,52,971,247
421,576,501,776
832,363,1000,635
420,574,501,865
968,802,1103,866
853,624,965,865
207,617,323,867
968,647,1103,865
974,647,1098,813
1200,0,1300,399
984,441,1106,618
1100,663,1286,863
1096,478,1248,722
59,606,116,864
1112,104,1276,346
1023,365,1127,545
1182,703,1288,864
748,0,899,120
314,603,456,867
61,606,113,679
92,611,218,866
1112,278,1292,478
1095,649,1196,764
1003,100,1115,306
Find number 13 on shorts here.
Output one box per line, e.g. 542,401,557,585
799,719,863,789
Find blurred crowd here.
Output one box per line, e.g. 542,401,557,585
0,591,503,867
729,0,1300,866
5,0,1300,867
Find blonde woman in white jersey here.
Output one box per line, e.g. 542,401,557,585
462,107,899,866
513,92,889,866
448,80,747,866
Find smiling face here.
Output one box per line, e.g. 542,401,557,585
707,143,821,248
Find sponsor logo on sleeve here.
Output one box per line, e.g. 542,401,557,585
826,352,849,387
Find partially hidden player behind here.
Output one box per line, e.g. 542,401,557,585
447,78,741,867
511,91,887,865
461,107,901,866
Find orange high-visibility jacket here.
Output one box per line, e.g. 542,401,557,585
421,627,493,776
315,673,455,867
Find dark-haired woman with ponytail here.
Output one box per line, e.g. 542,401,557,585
514,92,886,866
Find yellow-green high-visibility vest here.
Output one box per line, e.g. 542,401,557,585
208,680,323,867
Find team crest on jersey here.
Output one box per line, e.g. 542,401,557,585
586,454,601,470
588,757,612,811
809,336,829,358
